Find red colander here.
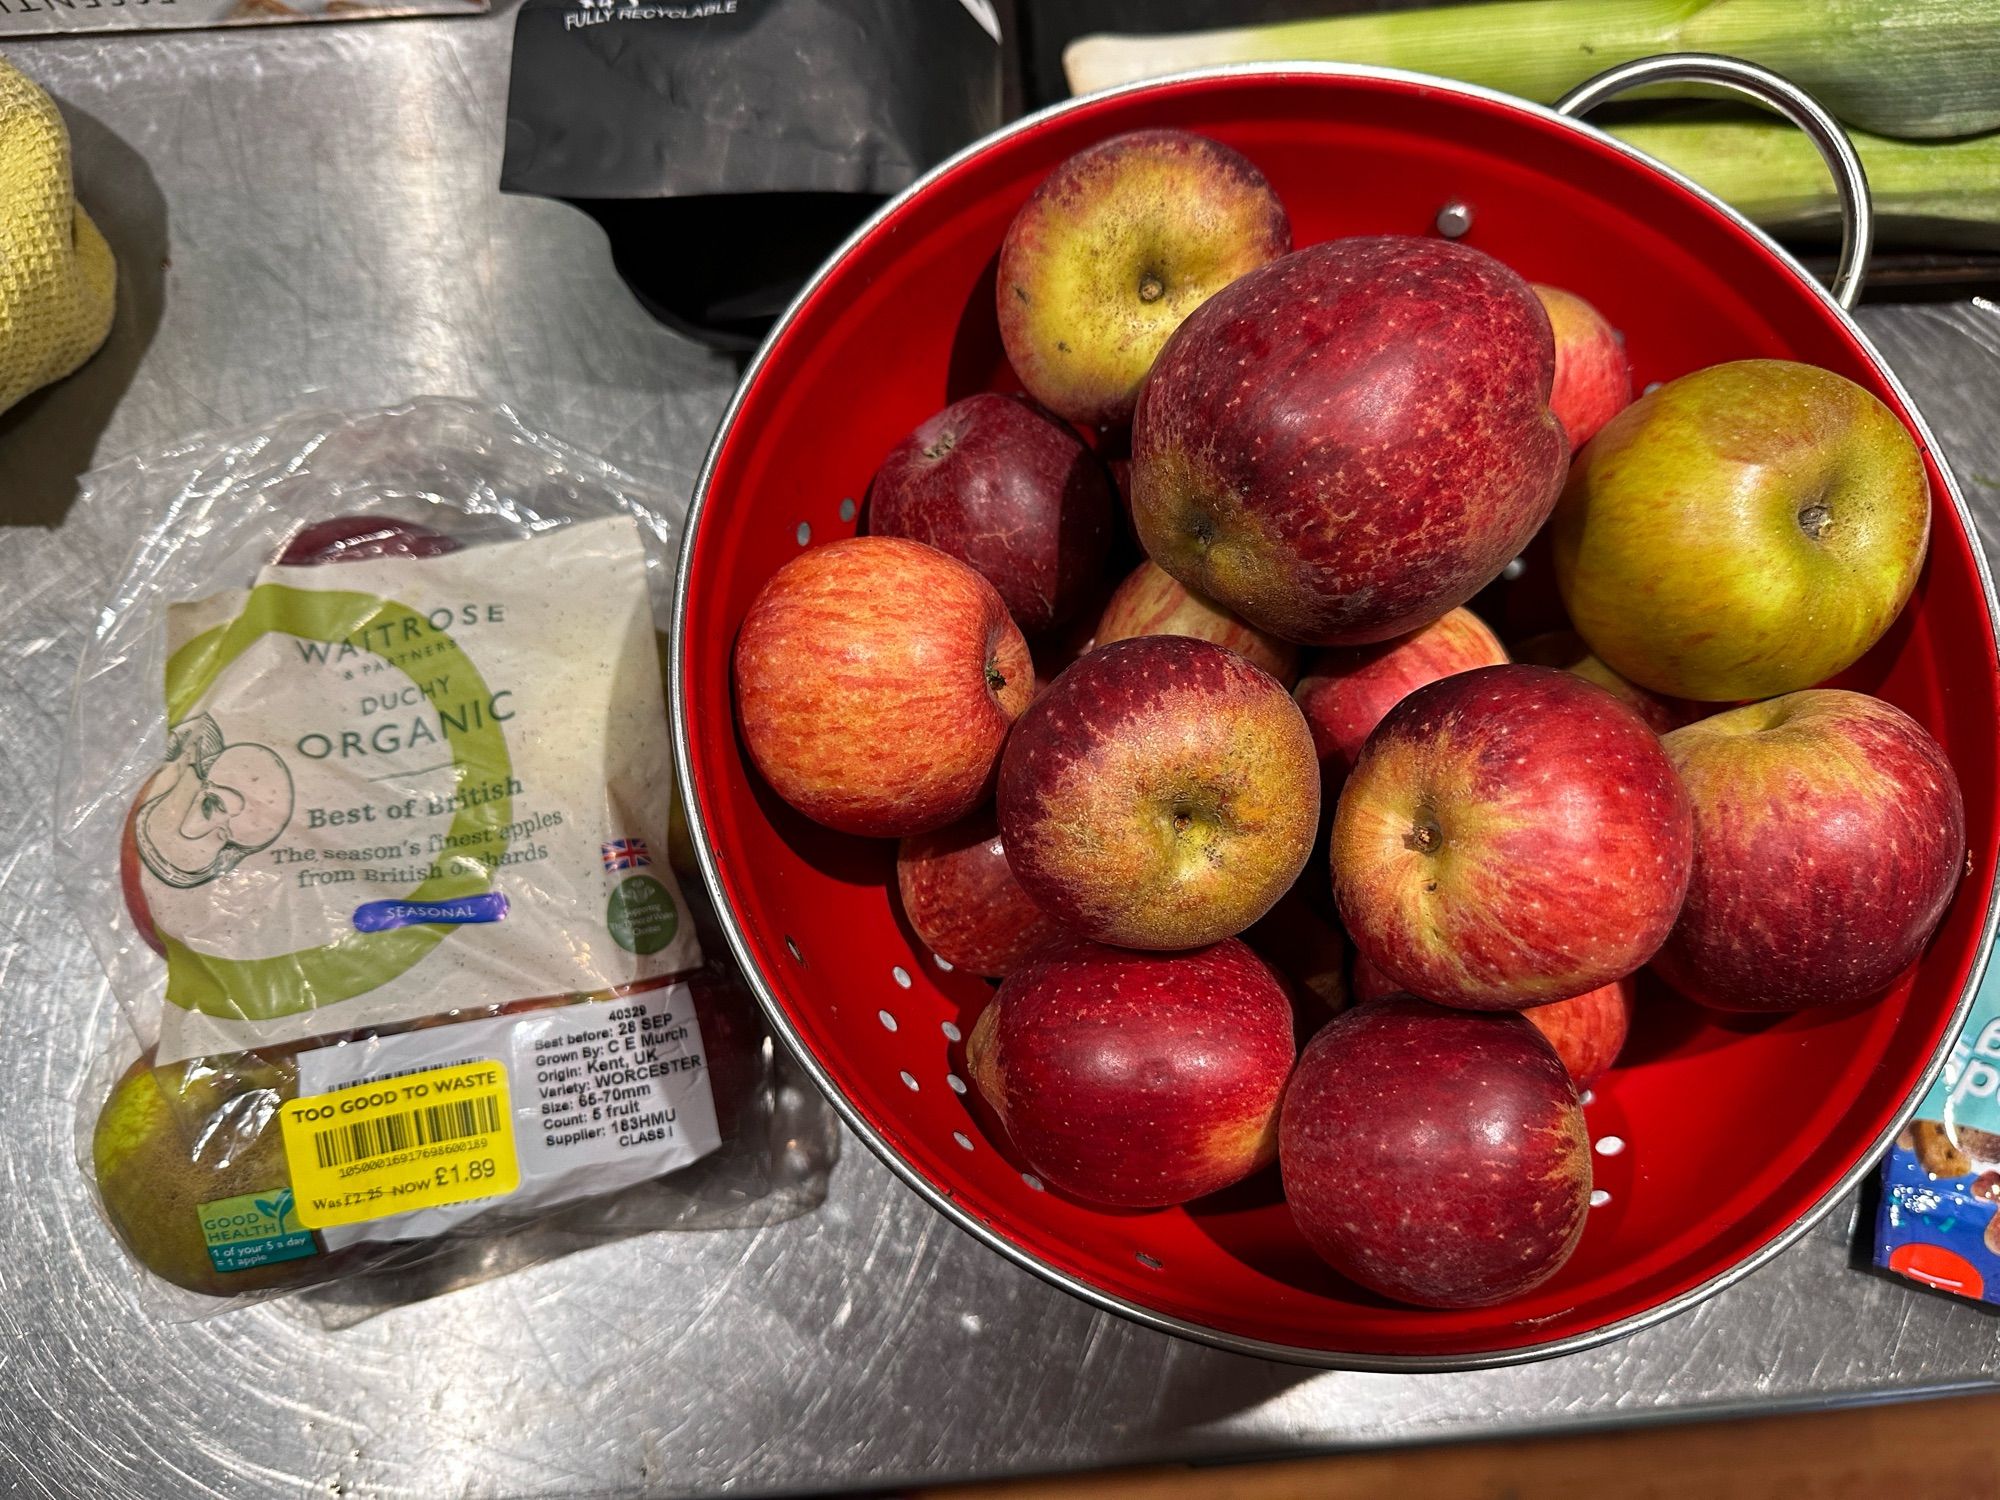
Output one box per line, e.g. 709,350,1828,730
670,57,2000,1368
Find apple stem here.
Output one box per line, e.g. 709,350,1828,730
1138,273,1165,304
1798,503,1832,541
986,664,1008,693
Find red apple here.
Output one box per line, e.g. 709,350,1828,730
967,937,1294,1207
1532,284,1631,450
1332,665,1692,1009
998,635,1319,950
1513,629,1695,735
1652,689,1966,1012
1095,559,1298,684
733,537,1033,837
997,129,1290,427
896,809,1071,977
1293,607,1508,780
278,515,459,564
1280,995,1590,1308
1350,951,1633,1088
1131,236,1567,646
119,787,164,956
866,394,1116,635
1243,885,1349,1021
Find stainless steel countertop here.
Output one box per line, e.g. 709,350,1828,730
5,17,2000,1499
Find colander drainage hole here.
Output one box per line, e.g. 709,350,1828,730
1590,1189,1612,1208
1595,1135,1626,1157
933,954,954,972
946,1074,967,1095
785,936,805,966
1136,1252,1163,1270
878,1009,898,1032
891,965,912,989
1580,1088,1595,1107
839,497,857,522
900,1071,919,1091
952,1131,975,1151
795,521,812,545
1021,1173,1044,1192
941,1021,962,1042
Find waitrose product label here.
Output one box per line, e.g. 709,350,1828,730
140,516,701,1063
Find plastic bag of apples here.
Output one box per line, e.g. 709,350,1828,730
733,129,1967,1311
56,399,838,1316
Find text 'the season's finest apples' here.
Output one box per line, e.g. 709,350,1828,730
1554,359,1930,701
1095,558,1298,683
1281,996,1590,1308
896,809,1071,978
1332,665,1693,1009
968,938,1295,1207
734,537,1032,837
867,394,1116,635
1533,283,1631,450
1293,607,1508,781
1131,236,1568,646
997,129,1290,428
999,635,1319,950
1653,689,1966,1011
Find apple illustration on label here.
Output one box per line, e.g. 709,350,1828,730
998,129,1290,427
733,537,1033,837
1553,359,1930,701
1131,236,1568,645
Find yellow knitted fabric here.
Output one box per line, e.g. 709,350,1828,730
0,57,115,416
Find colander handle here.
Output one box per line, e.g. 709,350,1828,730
1555,52,1873,311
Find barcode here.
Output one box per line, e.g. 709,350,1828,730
311,1095,502,1169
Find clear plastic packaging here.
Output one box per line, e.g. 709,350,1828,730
55,399,839,1316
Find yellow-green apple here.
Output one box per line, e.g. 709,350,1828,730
967,937,1294,1207
1350,952,1631,1088
1281,995,1589,1307
733,537,1033,837
1532,283,1631,450
1095,558,1298,683
997,129,1289,427
1130,236,1568,646
1652,689,1965,1011
866,394,1116,635
1553,359,1929,701
278,515,458,564
1293,607,1508,783
1332,665,1692,1009
896,809,1071,978
1513,628,1697,735
997,635,1318,949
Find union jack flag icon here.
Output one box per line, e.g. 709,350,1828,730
601,838,652,871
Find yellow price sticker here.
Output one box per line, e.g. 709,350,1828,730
279,1059,520,1230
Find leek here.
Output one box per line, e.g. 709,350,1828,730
1064,1,2000,140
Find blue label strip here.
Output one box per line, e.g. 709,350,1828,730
351,892,510,932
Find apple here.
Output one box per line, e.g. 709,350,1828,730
1553,359,1930,701
733,537,1033,837
119,786,164,956
1350,950,1633,1088
1332,664,1692,1009
1532,283,1631,450
278,515,459,565
1242,884,1349,1020
1513,629,1695,735
997,129,1290,428
896,809,1071,977
1280,995,1590,1307
998,635,1319,950
1095,558,1298,684
867,393,1116,635
1131,235,1567,646
1651,689,1965,1011
1293,607,1507,781
966,937,1294,1207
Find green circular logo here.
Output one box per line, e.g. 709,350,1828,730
607,875,679,955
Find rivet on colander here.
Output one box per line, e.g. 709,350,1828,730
900,1071,920,1091
795,521,812,545
941,1020,962,1042
1434,200,1473,238
953,1131,975,1151
946,1074,967,1095
878,1009,899,1032
1595,1135,1626,1157
1590,1189,1612,1207
839,497,857,522
892,965,912,989
1136,1252,1163,1270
